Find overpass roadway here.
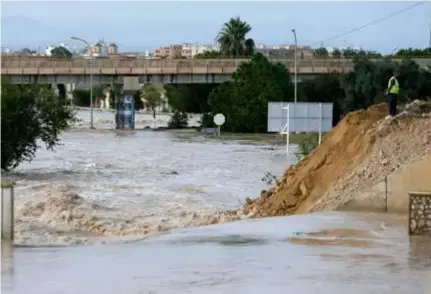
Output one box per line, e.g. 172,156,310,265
1,56,430,84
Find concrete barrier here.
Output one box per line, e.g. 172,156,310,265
408,191,431,236
1,181,15,241
202,128,219,136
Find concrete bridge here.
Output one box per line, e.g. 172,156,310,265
1,56,430,84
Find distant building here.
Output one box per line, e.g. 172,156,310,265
256,45,314,59
255,43,266,50
107,43,118,55
154,44,182,59
153,43,215,59
89,42,103,57
181,43,212,58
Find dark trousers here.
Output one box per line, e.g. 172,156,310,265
388,93,398,117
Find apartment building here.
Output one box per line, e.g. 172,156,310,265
154,44,183,59
256,45,314,59
153,43,214,59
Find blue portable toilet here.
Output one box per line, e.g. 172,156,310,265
115,95,135,130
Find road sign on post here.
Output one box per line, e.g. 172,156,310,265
213,113,225,136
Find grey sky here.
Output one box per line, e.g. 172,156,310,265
1,1,430,52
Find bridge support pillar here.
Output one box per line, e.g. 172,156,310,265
113,78,140,130
66,83,75,105
112,83,124,129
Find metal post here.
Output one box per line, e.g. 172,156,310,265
291,29,298,103
286,105,290,154
71,36,94,129
1,182,15,242
90,53,94,129
318,103,322,145
282,105,290,155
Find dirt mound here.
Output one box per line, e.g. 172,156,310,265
242,101,431,217
313,103,431,212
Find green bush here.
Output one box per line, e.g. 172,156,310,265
1,81,75,171
168,110,188,129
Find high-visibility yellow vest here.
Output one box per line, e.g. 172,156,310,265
388,77,399,94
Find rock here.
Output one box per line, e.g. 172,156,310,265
410,219,417,231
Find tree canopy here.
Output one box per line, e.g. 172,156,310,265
141,85,163,118
1,81,75,171
50,46,73,58
205,53,293,132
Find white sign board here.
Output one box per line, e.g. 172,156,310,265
267,102,333,133
213,113,225,126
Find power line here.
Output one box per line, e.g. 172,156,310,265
310,1,429,47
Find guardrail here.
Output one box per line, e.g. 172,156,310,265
408,191,431,236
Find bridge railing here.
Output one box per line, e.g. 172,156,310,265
2,56,429,72
1,56,355,69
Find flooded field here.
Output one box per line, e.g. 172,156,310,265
1,111,430,293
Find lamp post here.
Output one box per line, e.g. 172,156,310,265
71,36,94,129
391,46,398,56
291,29,298,103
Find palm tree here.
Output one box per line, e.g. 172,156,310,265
217,17,255,57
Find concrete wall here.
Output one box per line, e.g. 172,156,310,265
340,154,431,213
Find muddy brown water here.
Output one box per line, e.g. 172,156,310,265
1,113,430,293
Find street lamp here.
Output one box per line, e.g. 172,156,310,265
391,46,398,56
71,36,94,129
291,29,298,103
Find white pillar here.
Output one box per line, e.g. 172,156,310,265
66,83,75,104
1,183,15,242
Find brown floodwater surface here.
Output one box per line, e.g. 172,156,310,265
1,111,430,293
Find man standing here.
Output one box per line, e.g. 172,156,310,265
386,71,400,118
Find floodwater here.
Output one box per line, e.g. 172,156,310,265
1,111,430,293
2,213,431,294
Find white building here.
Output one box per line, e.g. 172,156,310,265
181,43,214,58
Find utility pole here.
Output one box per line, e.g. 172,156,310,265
71,36,95,129
291,29,298,103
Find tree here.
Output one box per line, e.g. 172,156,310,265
132,90,144,110
332,49,342,58
338,56,430,116
342,48,358,58
195,51,223,59
313,47,329,58
1,81,75,171
206,53,293,133
72,88,90,106
164,84,216,114
394,47,431,58
50,46,73,58
141,85,162,119
299,74,344,125
168,110,188,129
50,46,73,105
217,17,255,57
